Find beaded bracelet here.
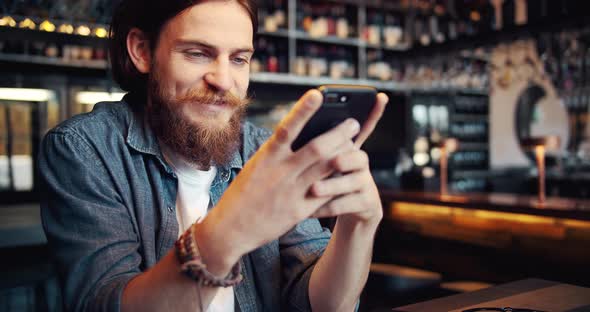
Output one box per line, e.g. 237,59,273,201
175,222,243,287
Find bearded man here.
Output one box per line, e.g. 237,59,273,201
39,0,389,311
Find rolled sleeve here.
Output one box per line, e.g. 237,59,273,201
39,130,141,312
279,218,331,311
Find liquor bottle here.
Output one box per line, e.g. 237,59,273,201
415,16,431,46
258,0,269,31
384,12,404,47
490,0,503,30
308,4,329,38
263,0,278,32
256,37,268,72
326,4,337,36
294,54,307,76
329,46,347,80
308,45,328,77
273,0,286,29
514,0,527,25
445,0,459,39
266,41,279,73
365,11,382,46
429,13,443,44
301,3,313,33
344,49,355,78
335,5,349,39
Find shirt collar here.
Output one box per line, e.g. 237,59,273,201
123,93,244,173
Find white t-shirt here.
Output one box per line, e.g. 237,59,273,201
162,147,235,312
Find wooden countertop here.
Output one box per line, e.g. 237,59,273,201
380,190,590,221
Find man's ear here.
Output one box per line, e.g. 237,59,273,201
127,28,151,74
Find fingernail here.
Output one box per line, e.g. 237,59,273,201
306,92,321,108
347,119,360,132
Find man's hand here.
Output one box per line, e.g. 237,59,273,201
308,92,389,227
195,89,364,275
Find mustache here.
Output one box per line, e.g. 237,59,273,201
173,88,250,108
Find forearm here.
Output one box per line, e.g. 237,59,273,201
122,249,222,312
309,217,379,311
122,214,243,312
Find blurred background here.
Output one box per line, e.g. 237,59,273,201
1,0,590,311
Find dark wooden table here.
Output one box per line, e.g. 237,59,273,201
394,279,590,312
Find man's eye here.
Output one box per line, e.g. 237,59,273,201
186,51,208,58
233,57,249,65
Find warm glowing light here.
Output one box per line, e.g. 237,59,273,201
0,16,17,27
75,25,91,36
389,201,590,241
444,138,459,153
413,152,430,166
562,219,590,230
391,202,561,224
39,20,55,32
545,136,560,150
93,27,108,38
414,137,429,152
430,147,441,161
535,145,546,203
75,91,125,105
18,18,36,30
0,88,55,102
422,167,435,178
58,23,74,34
470,11,481,22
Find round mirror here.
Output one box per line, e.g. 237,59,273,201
515,83,569,163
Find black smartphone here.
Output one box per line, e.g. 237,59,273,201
291,85,377,151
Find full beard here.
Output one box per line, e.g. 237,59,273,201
147,74,249,168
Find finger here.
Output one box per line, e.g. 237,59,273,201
309,170,366,197
290,118,360,171
297,139,355,186
331,149,370,174
310,194,364,219
268,89,323,152
354,92,388,148
301,193,334,219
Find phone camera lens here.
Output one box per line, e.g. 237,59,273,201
340,96,347,103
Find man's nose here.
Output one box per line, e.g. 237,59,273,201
204,57,233,93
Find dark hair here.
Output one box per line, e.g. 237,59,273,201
109,0,258,93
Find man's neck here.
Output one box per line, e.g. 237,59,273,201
158,138,212,171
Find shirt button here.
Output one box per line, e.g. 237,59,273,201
221,171,229,180
167,205,174,213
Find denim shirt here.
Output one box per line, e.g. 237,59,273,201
39,95,331,312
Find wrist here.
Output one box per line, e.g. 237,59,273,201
192,214,244,276
337,213,382,234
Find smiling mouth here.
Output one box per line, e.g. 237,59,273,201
197,101,231,114
206,100,230,107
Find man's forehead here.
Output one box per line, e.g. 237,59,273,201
162,1,253,49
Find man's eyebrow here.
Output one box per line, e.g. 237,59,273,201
174,39,254,54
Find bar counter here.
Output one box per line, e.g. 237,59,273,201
380,190,590,222
377,189,590,285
